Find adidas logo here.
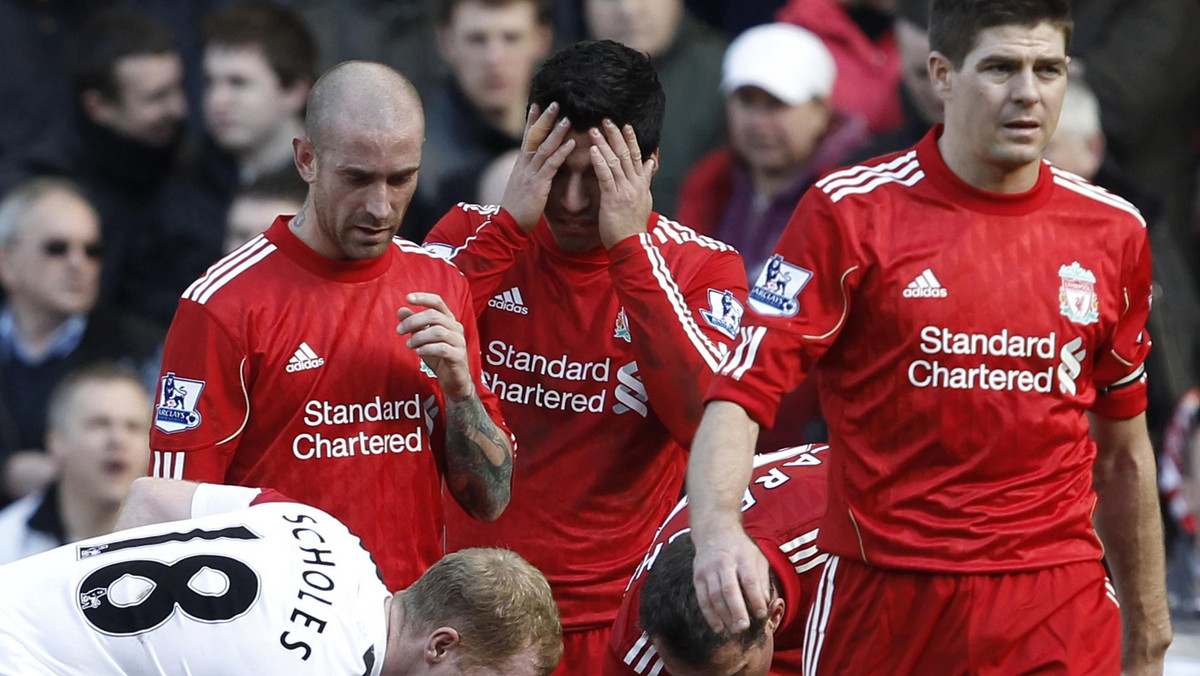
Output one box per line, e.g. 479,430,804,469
286,342,325,372
487,287,529,315
903,269,947,298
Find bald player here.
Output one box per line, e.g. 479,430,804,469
148,61,514,591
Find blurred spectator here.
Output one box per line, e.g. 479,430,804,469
777,0,902,135
202,2,314,187
584,0,727,219
1072,0,1200,275
1044,78,1200,451
677,23,862,451
678,23,867,280
152,2,315,325
223,171,308,254
0,179,162,504
412,0,552,240
292,0,445,99
477,148,521,206
24,8,191,328
685,0,788,38
850,0,940,160
1042,79,1106,180
0,1,86,193
0,362,150,565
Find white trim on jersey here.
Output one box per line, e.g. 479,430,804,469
1048,166,1146,227
719,326,767,380
637,232,728,372
780,528,829,574
804,554,840,676
152,451,186,480
186,237,277,305
652,215,735,253
827,160,925,203
445,203,503,263
183,235,265,300
623,632,665,675
1105,578,1120,608
817,151,917,190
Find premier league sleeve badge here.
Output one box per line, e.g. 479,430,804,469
154,372,206,433
748,254,813,317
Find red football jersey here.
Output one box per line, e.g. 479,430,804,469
709,127,1153,572
149,217,510,590
426,205,748,629
607,445,829,676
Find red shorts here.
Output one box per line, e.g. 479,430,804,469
803,556,1120,675
553,625,613,675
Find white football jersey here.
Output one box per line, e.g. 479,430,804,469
0,495,389,675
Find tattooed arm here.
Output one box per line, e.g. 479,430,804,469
397,292,514,521
442,390,514,521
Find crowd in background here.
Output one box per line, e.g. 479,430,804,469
1,0,1200,621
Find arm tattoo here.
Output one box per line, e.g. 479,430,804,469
443,393,513,521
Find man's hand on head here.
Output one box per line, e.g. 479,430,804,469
590,119,655,249
500,102,576,232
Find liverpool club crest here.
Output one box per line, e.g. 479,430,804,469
1058,262,1100,325
614,307,632,343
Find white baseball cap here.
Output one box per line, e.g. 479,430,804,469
721,23,836,106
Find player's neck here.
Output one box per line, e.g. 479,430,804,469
937,135,1042,194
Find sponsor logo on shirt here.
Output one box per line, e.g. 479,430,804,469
286,342,325,373
903,269,947,298
613,362,648,417
614,307,631,343
699,289,744,339
482,340,612,413
488,287,529,315
292,395,436,460
908,326,1090,396
748,254,812,317
154,372,205,433
1058,262,1099,325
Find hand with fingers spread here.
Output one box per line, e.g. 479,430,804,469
396,292,473,399
692,522,773,634
501,102,577,232
588,119,656,249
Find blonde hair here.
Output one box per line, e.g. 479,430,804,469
402,548,563,673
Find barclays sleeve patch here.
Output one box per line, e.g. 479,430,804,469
699,289,744,339
748,254,813,317
154,372,205,434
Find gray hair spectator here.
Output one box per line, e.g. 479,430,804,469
0,179,162,505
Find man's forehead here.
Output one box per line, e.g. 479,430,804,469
966,22,1068,60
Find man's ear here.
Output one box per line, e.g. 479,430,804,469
424,627,461,664
765,596,786,635
648,149,661,178
294,136,317,184
80,90,118,126
928,51,954,102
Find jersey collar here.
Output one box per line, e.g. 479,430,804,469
266,216,395,282
917,125,1055,216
